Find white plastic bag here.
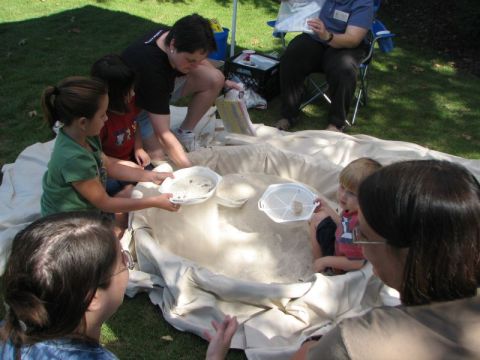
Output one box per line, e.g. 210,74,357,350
274,0,325,33
227,77,267,110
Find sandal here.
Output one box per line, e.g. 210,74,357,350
275,118,291,131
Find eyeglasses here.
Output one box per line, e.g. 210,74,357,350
99,249,134,286
110,249,135,277
352,226,385,245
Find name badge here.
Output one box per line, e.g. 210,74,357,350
333,10,349,22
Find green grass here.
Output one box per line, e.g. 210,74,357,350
0,1,479,358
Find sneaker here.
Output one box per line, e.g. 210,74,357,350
173,128,197,152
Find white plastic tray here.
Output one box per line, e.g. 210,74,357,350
160,166,222,205
258,183,317,223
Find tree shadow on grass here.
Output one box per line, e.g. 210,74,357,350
251,39,480,159
211,0,280,14
97,0,280,13
97,0,190,3
0,7,247,357
348,44,480,158
0,5,161,166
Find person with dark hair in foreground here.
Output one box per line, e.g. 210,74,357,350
207,160,480,359
0,212,238,359
122,13,239,168
295,159,480,359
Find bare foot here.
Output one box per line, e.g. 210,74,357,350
275,118,291,131
325,124,342,132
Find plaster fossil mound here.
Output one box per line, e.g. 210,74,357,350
147,172,315,283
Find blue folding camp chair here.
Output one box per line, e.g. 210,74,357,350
267,0,395,126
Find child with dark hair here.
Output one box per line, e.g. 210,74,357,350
0,212,238,359
91,54,150,196
309,157,382,273
40,76,180,217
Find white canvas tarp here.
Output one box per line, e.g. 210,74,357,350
1,113,479,359
123,129,480,359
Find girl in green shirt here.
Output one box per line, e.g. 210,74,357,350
41,76,180,218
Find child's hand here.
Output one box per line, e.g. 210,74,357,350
117,159,143,169
146,171,174,184
313,198,322,213
315,198,338,219
153,193,181,212
135,148,151,168
314,257,331,273
204,315,238,360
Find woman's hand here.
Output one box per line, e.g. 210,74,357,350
135,148,151,168
204,315,238,360
145,171,174,185
224,79,244,91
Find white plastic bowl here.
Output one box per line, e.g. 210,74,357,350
216,195,248,208
160,166,222,205
258,183,317,223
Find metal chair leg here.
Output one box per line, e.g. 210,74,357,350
351,64,369,125
300,77,331,110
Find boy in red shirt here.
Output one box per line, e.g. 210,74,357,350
91,54,151,196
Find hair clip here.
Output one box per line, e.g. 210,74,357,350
3,301,10,313
18,320,28,332
4,302,29,332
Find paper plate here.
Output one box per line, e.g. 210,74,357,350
258,183,317,223
161,166,222,205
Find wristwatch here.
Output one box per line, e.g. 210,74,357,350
325,32,334,43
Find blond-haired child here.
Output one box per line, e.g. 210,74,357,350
309,157,382,273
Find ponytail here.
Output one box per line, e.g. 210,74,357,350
40,76,107,129
41,86,59,128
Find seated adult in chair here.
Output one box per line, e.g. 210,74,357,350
277,0,374,132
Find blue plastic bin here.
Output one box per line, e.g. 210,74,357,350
208,27,229,61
